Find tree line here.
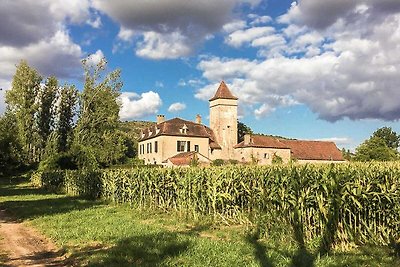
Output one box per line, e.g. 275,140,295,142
0,59,135,176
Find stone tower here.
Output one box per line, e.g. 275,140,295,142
209,81,238,159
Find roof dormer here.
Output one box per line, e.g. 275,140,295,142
180,124,188,134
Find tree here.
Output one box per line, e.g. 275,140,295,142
73,57,125,167
341,148,353,161
237,120,253,143
56,84,78,152
372,127,400,150
354,136,397,162
36,76,58,158
0,111,23,176
6,60,42,163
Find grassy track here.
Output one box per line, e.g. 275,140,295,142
1,175,399,266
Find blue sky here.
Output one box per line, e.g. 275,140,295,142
1,0,400,151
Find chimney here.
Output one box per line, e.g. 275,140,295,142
195,114,202,124
156,114,165,124
244,134,251,145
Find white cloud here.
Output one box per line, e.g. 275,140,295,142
85,50,104,67
197,1,400,121
168,102,186,113
223,20,247,33
117,27,135,42
92,0,262,59
136,31,191,59
87,15,102,29
248,14,272,25
225,26,275,48
119,91,162,120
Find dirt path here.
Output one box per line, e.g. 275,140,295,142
0,208,65,267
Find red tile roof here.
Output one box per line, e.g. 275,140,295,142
139,117,221,149
167,152,211,166
280,140,344,161
234,135,289,149
209,81,238,101
234,135,344,161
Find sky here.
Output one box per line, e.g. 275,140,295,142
1,0,400,151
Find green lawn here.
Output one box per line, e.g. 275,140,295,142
0,175,399,267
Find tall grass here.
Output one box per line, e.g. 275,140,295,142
32,162,400,248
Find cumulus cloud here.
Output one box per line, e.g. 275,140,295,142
197,0,400,122
136,31,191,59
0,0,92,47
85,50,105,67
119,91,162,120
168,102,186,113
93,0,261,59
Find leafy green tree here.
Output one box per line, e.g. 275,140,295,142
6,60,42,163
56,84,78,152
372,127,400,150
0,111,23,176
36,76,58,158
341,148,353,161
354,136,398,161
73,57,125,167
237,120,253,143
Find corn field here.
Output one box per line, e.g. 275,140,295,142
31,162,400,247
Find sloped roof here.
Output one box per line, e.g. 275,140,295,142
234,135,289,149
167,152,211,166
280,140,344,161
139,118,221,149
209,81,238,101
234,135,344,161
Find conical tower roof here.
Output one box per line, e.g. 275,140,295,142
209,81,238,101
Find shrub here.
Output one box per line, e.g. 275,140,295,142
212,159,225,166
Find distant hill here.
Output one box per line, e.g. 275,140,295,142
119,120,155,141
255,133,296,140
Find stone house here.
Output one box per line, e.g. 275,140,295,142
138,81,344,166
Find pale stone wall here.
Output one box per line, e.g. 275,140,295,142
209,98,238,160
138,135,210,164
234,147,291,165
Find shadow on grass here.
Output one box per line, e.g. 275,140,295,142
246,231,275,267
0,176,50,197
0,176,102,221
68,232,191,267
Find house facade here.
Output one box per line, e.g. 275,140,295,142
138,81,344,166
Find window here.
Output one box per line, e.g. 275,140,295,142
149,143,152,153
177,141,190,152
139,144,142,155
146,143,149,153
154,141,158,153
264,153,269,159
194,145,199,152
177,141,185,152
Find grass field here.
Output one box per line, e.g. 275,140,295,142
1,175,399,266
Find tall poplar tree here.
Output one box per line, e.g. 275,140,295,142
6,60,42,163
56,84,78,152
36,76,58,158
